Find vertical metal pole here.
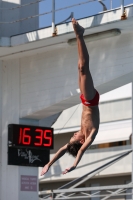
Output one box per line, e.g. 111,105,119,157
52,0,55,36
52,190,54,200
121,0,126,20
132,82,133,200
121,0,124,16
111,0,112,9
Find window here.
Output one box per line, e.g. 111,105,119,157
89,140,127,150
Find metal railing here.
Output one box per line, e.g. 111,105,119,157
39,183,133,200
0,0,127,29
0,0,101,24
39,149,133,199
51,0,126,35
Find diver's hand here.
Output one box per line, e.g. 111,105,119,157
40,164,49,176
62,166,76,174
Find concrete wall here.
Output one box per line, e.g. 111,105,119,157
0,5,133,199
0,0,39,37
100,98,131,123
0,59,20,200
39,145,132,183
0,60,38,200
52,98,132,132
0,6,132,120
19,30,133,119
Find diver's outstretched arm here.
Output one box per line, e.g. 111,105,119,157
41,144,68,176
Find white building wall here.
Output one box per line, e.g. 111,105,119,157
19,31,133,119
0,60,38,200
0,5,133,198
0,59,20,200
39,145,132,183
100,83,132,102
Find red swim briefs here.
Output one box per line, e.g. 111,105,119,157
80,90,100,107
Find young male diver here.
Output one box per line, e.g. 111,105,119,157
41,18,100,175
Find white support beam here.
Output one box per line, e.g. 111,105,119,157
52,0,56,36
121,0,124,16
39,184,133,199
110,0,112,9
40,150,132,200
101,188,127,200
121,0,126,19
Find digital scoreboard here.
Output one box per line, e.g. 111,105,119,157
8,124,54,150
8,124,54,167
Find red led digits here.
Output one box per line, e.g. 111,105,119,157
17,125,53,148
43,130,52,147
19,128,22,144
19,128,31,145
34,129,43,146
22,128,31,145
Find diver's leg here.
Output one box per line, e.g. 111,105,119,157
72,18,95,100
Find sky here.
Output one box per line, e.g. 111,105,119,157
39,0,133,28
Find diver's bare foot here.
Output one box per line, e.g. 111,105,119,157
72,18,84,37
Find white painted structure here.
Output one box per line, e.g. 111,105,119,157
0,0,39,199
39,145,132,182
39,84,132,183
0,5,133,119
0,3,133,200
52,84,132,134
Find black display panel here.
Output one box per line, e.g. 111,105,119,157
8,124,54,150
8,147,49,167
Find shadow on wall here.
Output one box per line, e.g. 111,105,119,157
0,0,39,37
